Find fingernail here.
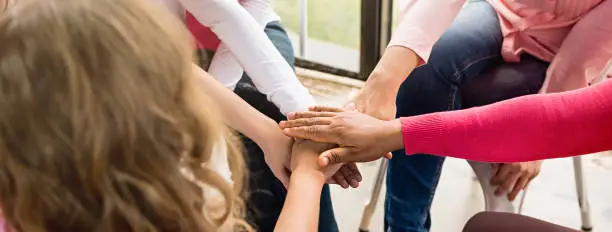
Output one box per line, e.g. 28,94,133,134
319,156,329,167
287,112,295,119
350,180,359,188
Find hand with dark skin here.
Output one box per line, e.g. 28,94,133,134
280,107,401,166
343,47,420,164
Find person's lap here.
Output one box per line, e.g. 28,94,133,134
386,1,547,231
201,21,338,232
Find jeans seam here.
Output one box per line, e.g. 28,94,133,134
447,54,499,110
450,54,500,83
447,84,459,111
421,158,445,225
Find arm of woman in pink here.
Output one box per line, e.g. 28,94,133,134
279,79,612,164
349,0,464,119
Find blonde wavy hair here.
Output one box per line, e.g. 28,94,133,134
0,0,247,231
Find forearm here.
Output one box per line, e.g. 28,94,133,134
400,80,612,162
366,0,464,96
192,64,278,147
365,46,419,99
180,0,314,114
275,168,325,232
208,0,274,90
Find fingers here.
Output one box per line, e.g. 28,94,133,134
345,163,362,182
384,152,393,159
286,111,337,120
491,163,501,174
281,126,337,143
319,147,353,166
279,117,333,129
332,172,350,189
339,165,360,188
496,170,520,196
507,161,541,200
490,164,512,186
309,105,344,112
508,176,529,201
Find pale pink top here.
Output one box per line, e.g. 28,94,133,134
390,0,612,93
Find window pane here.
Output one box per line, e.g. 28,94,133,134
273,0,360,72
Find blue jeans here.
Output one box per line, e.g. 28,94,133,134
385,1,548,231
204,21,338,232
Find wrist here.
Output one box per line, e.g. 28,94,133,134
357,83,396,111
363,73,402,101
366,46,418,93
291,167,325,184
379,119,405,152
254,117,289,151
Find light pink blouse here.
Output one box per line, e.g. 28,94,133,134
390,0,612,93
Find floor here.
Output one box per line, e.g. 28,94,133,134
301,72,612,232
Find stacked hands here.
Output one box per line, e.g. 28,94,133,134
277,105,541,201
264,117,363,189
273,104,396,190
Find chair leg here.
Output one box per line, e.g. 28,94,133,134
359,159,388,232
572,156,593,231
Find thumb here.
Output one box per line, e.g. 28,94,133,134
319,147,354,167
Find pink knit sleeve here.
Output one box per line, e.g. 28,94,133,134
400,79,612,163
388,0,465,65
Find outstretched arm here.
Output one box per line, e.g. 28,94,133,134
275,168,324,232
280,80,612,164
179,0,314,115
401,79,612,162
207,0,276,91
192,65,293,186
275,140,336,232
351,0,465,119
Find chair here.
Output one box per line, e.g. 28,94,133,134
358,58,594,231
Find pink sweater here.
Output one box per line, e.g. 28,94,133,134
400,79,612,163
390,0,612,93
